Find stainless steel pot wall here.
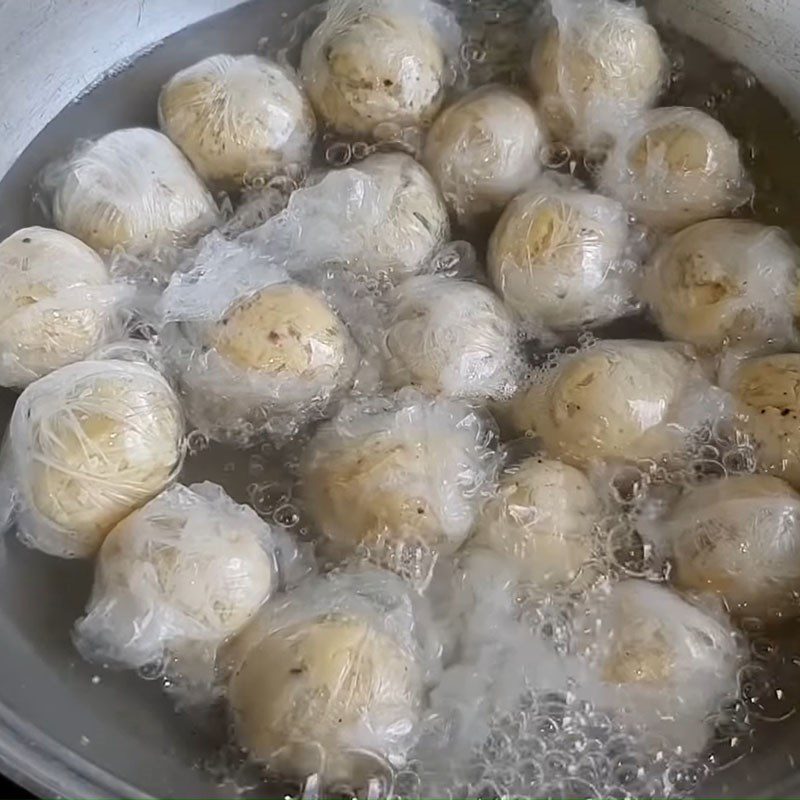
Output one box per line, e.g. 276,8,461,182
0,0,799,797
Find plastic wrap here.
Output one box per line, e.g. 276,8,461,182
422,86,546,226
247,152,449,280
224,566,440,789
73,482,305,679
530,0,667,149
159,54,317,190
299,0,461,137
599,106,751,231
159,235,359,444
47,127,221,255
3,358,185,559
506,339,723,467
644,475,800,621
643,219,800,354
382,274,521,402
487,175,635,332
474,457,602,590
0,226,132,388
721,353,800,489
301,389,498,573
572,580,742,754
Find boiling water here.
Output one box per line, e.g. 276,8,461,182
2,0,800,798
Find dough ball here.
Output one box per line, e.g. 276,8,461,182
226,567,430,788
50,127,220,254
301,391,496,564
0,227,126,388
726,354,800,488
643,219,800,353
300,0,459,137
599,107,750,231
423,86,546,225
575,580,740,753
487,176,632,330
531,0,666,148
9,359,184,558
476,458,601,589
159,54,317,190
75,482,278,670
384,275,519,401
507,340,706,467
660,474,800,621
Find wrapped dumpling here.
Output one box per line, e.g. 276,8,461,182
159,54,316,190
599,107,750,231
226,567,438,789
300,0,461,137
0,227,130,388
3,359,184,558
301,390,497,572
74,482,296,674
506,340,717,467
383,275,520,401
643,219,800,354
531,0,667,149
49,127,221,254
423,86,546,225
488,176,633,331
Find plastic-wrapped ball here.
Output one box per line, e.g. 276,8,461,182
7,359,184,558
50,127,220,254
507,340,709,467
531,0,667,148
300,0,459,137
725,354,800,488
226,568,430,788
0,227,127,388
599,107,750,231
643,219,800,353
574,580,741,754
659,475,800,621
301,391,496,564
384,275,519,401
423,86,546,225
159,54,317,190
74,482,279,670
487,177,632,330
476,458,601,589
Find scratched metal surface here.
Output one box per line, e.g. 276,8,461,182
1,0,800,797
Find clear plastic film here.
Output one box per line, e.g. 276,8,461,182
0,226,134,388
159,54,317,191
44,127,221,256
2,358,185,559
382,274,522,402
530,0,667,150
571,580,743,755
640,474,800,622
643,219,800,354
300,388,498,579
299,0,461,138
473,456,603,591
487,174,636,333
505,339,727,468
158,233,361,444
720,352,800,489
223,565,440,789
74,481,309,680
599,106,751,231
422,85,547,226
245,152,449,281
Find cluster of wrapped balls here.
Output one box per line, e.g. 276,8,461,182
2,0,800,793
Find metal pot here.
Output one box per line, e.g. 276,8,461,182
0,0,798,796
